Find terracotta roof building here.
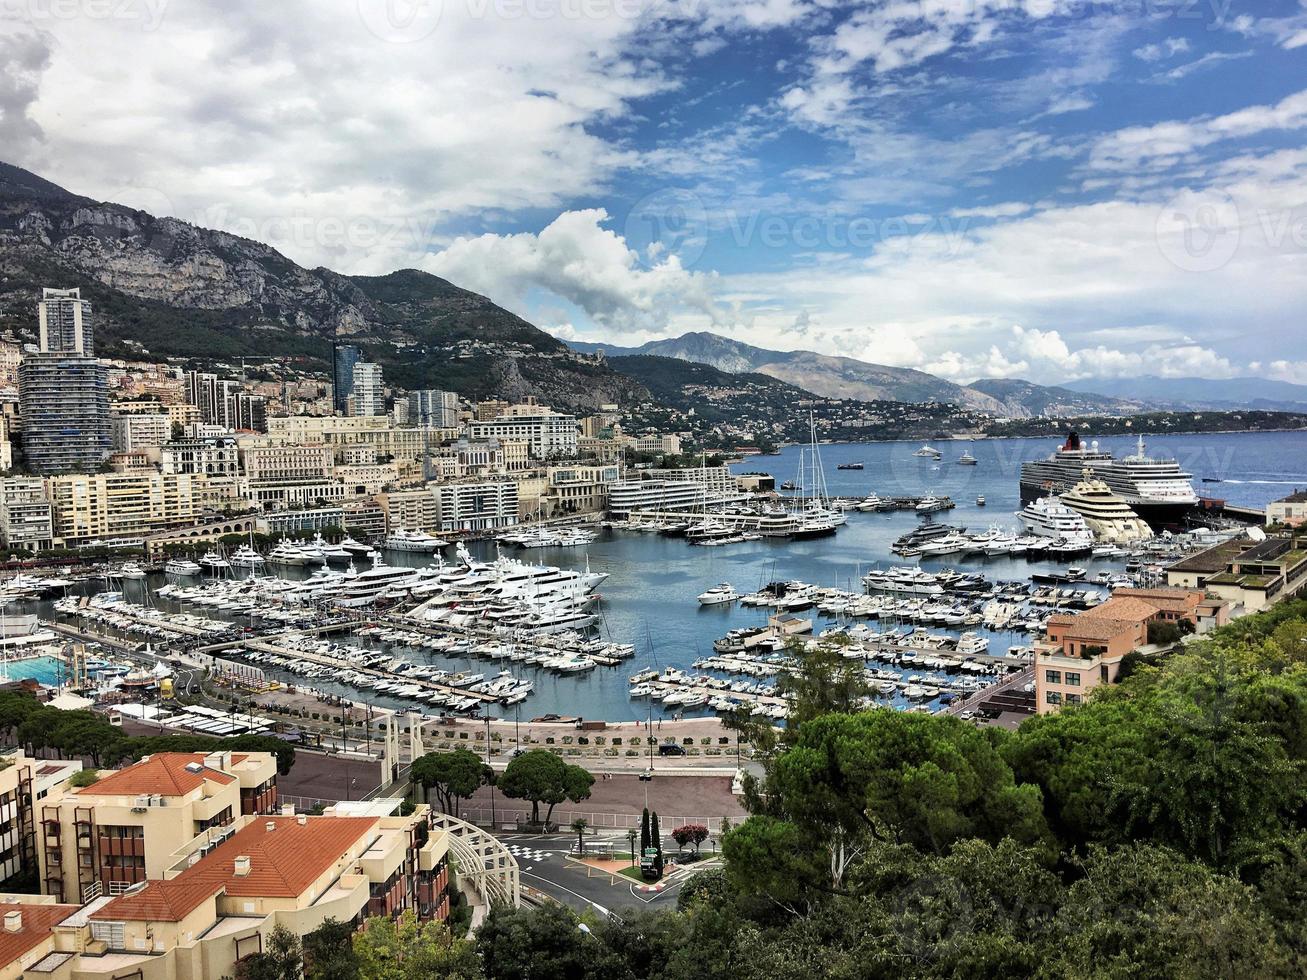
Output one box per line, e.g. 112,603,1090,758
1036,586,1210,715
38,750,279,904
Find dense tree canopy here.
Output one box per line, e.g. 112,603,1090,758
496,750,594,826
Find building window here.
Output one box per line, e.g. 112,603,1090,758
1044,670,1061,684
1045,691,1062,705
1065,672,1081,686
1066,694,1082,705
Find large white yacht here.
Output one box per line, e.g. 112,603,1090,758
230,544,264,568
383,528,449,553
332,556,424,608
1020,433,1197,526
1058,473,1155,544
1017,494,1094,548
267,538,312,566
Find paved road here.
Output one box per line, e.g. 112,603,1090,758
500,831,715,918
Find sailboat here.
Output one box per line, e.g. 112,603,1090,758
791,414,842,539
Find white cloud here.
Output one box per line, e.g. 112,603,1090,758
1133,36,1190,62
425,209,729,333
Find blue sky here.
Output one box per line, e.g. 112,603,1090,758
3,0,1306,384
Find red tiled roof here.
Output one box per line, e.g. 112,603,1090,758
90,817,379,922
77,753,236,798
0,904,80,968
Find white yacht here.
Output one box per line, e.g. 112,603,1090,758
915,532,971,557
332,555,424,608
862,567,944,597
267,539,311,566
312,533,353,564
118,562,147,580
1017,495,1094,548
957,450,977,466
164,558,202,577
383,528,449,553
914,444,942,459
1059,473,1155,544
853,492,883,512
339,535,373,557
230,544,265,568
697,583,739,606
198,550,231,573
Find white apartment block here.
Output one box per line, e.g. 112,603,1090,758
349,362,385,417
469,409,578,459
0,477,53,550
110,412,171,453
433,481,519,532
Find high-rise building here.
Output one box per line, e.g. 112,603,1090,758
332,342,362,414
349,361,384,417
408,389,459,427
230,392,267,432
37,287,93,355
18,353,111,475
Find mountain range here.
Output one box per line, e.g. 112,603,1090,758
1062,376,1307,413
0,162,644,410
567,333,1147,418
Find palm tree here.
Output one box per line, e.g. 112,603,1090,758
571,817,589,856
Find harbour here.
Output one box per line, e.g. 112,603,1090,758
2,429,1298,726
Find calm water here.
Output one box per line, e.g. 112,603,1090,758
40,430,1307,723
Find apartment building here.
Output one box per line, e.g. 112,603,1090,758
265,416,458,464
1035,587,1207,714
18,353,111,476
348,362,385,417
0,750,83,887
110,411,171,453
469,407,578,459
408,389,459,427
37,287,93,355
433,481,518,533
334,463,398,496
39,751,278,904
45,473,199,546
1165,532,1307,615
378,489,439,535
0,478,53,551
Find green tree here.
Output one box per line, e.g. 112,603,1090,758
353,909,480,980
497,750,593,827
476,904,625,980
1046,844,1291,979
234,924,302,980
304,917,359,980
776,636,872,727
410,749,491,815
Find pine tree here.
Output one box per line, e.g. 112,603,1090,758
640,807,651,856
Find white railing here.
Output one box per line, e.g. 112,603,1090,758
430,812,520,909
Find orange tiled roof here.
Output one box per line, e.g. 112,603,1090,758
76,753,236,798
1080,596,1164,623
90,816,379,922
0,904,80,968
87,878,224,924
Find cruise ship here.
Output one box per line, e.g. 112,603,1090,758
1058,473,1155,544
1016,495,1094,549
1019,433,1197,527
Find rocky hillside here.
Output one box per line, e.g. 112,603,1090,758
966,378,1145,417
572,331,1012,414
0,162,646,410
